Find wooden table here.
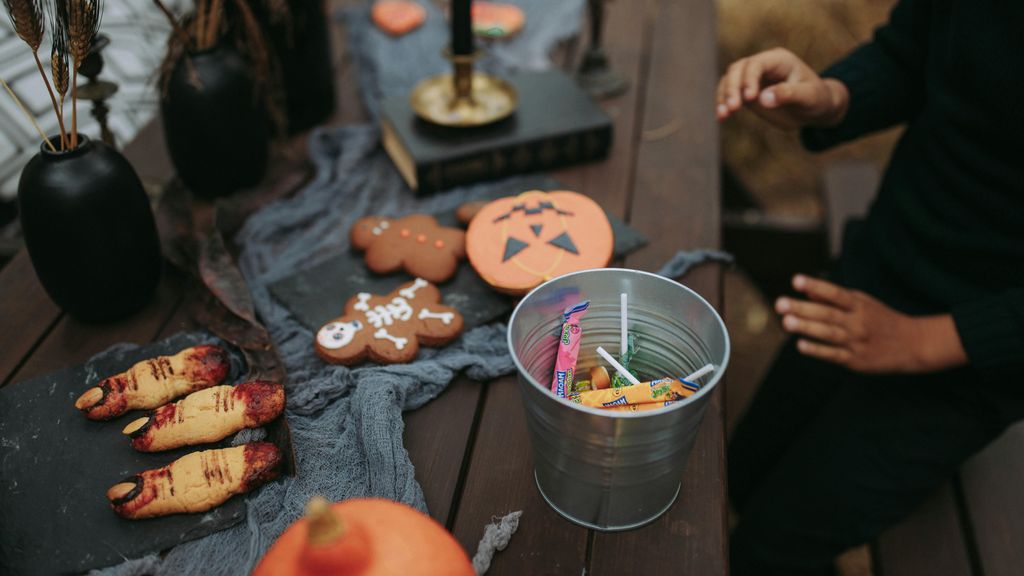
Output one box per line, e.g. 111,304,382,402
0,0,725,573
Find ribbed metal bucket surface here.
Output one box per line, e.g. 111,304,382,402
507,268,730,531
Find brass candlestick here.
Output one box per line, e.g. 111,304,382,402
576,0,628,99
75,35,119,147
410,49,517,127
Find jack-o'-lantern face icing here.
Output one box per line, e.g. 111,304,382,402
466,190,614,295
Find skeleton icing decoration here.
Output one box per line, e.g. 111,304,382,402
466,190,615,295
314,278,464,365
350,214,467,284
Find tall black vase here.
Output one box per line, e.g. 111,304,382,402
18,136,162,322
161,44,269,198
277,0,336,133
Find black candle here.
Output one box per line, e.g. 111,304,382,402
452,0,473,55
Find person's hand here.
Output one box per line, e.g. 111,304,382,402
774,275,968,374
716,48,849,130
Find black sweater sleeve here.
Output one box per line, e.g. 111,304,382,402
952,291,1024,383
801,0,931,150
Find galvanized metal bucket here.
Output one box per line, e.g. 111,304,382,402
507,268,730,531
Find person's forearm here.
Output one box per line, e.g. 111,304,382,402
910,314,969,372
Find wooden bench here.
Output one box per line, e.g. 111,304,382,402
824,160,1024,576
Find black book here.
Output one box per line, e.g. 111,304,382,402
381,69,613,195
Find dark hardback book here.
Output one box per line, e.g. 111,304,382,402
381,69,613,195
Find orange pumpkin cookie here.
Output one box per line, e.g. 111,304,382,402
466,190,614,295
351,214,466,283
371,0,426,36
472,2,525,39
315,278,464,365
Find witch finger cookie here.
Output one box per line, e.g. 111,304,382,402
315,278,464,365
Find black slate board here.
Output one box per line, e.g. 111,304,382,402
268,209,647,333
0,332,293,576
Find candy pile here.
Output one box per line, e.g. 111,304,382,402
548,295,715,413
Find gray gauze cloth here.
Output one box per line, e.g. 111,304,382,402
343,0,584,119
472,511,523,575
92,2,586,571
91,126,571,576
656,249,734,279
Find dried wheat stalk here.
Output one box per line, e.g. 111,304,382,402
0,74,55,151
4,0,63,150
64,0,102,149
152,0,192,49
50,0,70,150
202,0,223,49
195,0,207,47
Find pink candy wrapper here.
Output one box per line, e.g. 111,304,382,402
550,300,590,397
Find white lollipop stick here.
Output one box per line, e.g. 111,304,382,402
596,346,641,386
684,363,716,382
620,293,628,357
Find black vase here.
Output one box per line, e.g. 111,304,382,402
161,44,269,198
276,0,336,133
18,136,162,322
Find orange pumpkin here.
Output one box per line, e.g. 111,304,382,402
253,497,474,576
466,190,614,295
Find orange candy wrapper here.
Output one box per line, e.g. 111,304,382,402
602,401,679,413
572,377,700,408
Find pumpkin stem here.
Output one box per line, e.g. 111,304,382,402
306,496,345,546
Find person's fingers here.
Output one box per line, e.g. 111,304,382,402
725,59,747,110
796,339,852,366
793,274,856,310
760,81,819,109
742,58,763,101
775,297,845,325
716,76,730,119
782,315,849,344
753,48,800,84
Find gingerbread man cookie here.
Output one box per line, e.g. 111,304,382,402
315,278,464,365
351,214,466,283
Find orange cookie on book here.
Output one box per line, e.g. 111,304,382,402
351,214,466,283
472,2,525,39
466,190,614,295
315,278,464,365
371,0,426,36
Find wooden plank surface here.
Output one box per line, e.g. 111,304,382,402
0,250,61,384
590,0,725,574
874,482,975,576
551,0,652,218
448,0,657,570
960,423,1024,576
450,375,590,575
6,268,185,385
403,376,483,526
450,0,725,573
0,0,728,572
